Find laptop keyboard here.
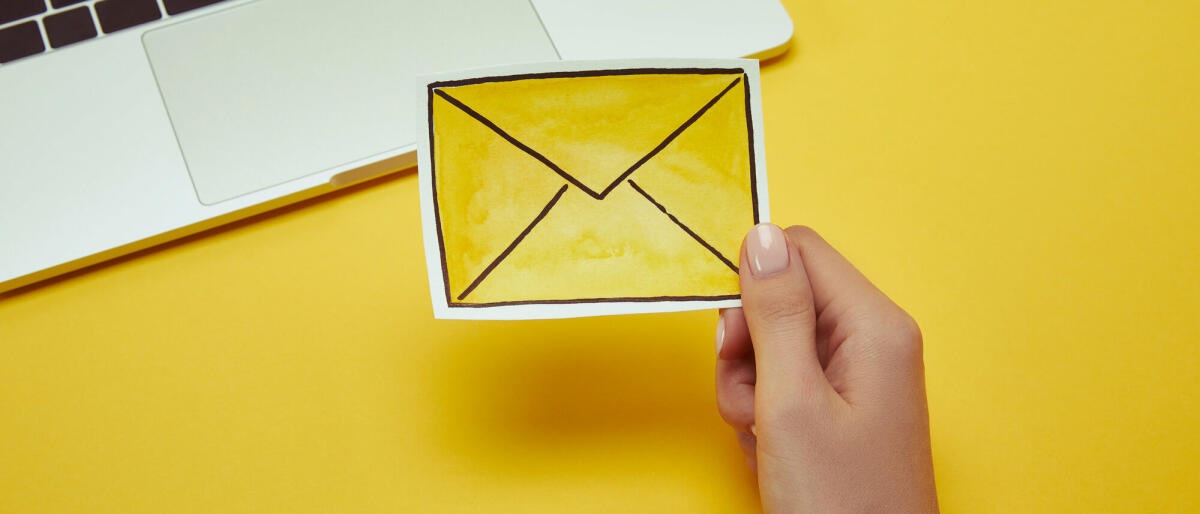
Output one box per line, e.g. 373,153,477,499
0,0,228,64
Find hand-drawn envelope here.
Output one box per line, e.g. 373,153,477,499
418,60,769,319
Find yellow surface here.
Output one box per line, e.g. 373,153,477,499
431,72,753,304
2,0,1198,511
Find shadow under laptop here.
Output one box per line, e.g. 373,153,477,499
0,170,413,301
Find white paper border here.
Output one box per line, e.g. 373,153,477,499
417,58,769,320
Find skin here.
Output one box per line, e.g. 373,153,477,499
715,224,939,513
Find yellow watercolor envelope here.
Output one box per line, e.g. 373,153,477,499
417,60,769,319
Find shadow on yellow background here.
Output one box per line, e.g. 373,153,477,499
434,319,715,438
0,172,410,302
423,315,761,509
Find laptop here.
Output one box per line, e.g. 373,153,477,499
0,0,792,293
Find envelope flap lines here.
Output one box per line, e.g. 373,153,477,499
429,70,746,200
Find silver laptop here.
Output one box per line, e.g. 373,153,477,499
0,0,792,293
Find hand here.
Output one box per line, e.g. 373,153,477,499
715,224,938,513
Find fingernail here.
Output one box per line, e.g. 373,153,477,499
749,424,757,437
747,224,789,276
715,314,726,356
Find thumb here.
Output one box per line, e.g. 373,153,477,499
739,224,837,410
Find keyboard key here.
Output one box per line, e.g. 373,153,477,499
96,0,161,34
0,21,45,63
163,0,227,16
0,0,46,26
44,7,97,49
51,0,89,8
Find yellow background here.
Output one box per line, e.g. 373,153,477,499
2,0,1197,511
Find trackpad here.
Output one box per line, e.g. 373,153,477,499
144,0,557,204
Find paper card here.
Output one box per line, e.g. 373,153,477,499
417,59,769,320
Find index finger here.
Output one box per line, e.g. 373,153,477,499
783,226,901,319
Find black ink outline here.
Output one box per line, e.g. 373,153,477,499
627,180,739,274
434,76,741,200
429,67,746,89
426,67,760,308
743,74,760,224
457,185,569,301
434,89,602,198
595,76,742,198
429,86,453,306
452,294,740,308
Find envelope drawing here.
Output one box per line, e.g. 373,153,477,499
417,60,769,319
